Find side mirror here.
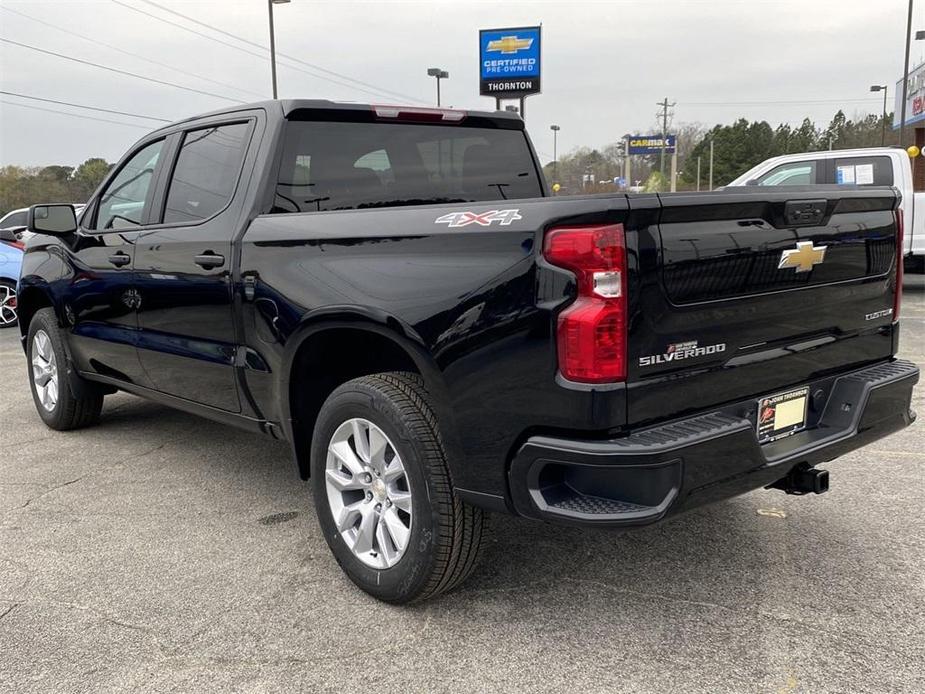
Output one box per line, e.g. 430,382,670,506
0,228,17,242
28,204,77,236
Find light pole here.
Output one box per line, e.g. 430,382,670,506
550,124,560,183
267,0,290,99
899,0,916,147
427,68,449,107
870,85,888,146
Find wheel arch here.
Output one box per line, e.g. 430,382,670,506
15,284,56,343
280,310,462,481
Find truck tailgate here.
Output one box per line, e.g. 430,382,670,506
625,187,901,427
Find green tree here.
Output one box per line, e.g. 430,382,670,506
72,158,111,199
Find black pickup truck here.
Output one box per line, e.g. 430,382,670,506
20,101,918,603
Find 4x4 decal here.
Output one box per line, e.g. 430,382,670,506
435,209,522,228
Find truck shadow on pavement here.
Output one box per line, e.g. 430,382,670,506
87,392,911,627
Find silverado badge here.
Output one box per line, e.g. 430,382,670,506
778,241,827,273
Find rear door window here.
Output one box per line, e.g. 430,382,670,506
833,156,893,186
163,122,251,224
274,120,542,213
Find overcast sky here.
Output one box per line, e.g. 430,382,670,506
0,0,921,167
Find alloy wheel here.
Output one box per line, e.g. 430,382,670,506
0,284,16,327
31,330,59,411
325,418,413,569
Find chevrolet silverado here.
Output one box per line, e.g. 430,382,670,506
19,101,918,602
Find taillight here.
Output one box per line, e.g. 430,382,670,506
2,240,24,251
895,208,903,320
543,224,627,383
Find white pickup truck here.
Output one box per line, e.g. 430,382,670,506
728,147,925,270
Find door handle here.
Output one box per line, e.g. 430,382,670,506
194,252,225,269
108,252,131,268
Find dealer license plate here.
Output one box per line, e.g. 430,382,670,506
757,387,809,444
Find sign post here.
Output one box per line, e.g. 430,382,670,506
479,26,542,117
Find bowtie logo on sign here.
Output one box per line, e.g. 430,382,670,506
435,209,523,228
486,36,534,54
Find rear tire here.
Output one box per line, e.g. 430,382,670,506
26,308,103,430
310,372,484,603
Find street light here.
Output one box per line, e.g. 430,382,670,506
550,125,560,184
427,68,449,107
267,0,290,99
870,85,888,146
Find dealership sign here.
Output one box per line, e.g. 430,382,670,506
895,61,925,128
479,26,541,96
627,135,677,155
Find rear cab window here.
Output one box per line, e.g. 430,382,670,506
273,116,543,213
833,156,893,186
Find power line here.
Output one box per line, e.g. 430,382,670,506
0,90,171,122
0,37,246,104
0,5,268,101
111,0,425,103
137,0,426,104
683,98,882,106
1,99,154,130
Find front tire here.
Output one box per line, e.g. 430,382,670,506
27,308,103,430
310,372,484,603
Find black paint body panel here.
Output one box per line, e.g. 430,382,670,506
17,99,917,525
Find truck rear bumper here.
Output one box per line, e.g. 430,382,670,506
508,359,919,526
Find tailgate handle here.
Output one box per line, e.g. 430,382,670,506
784,199,827,227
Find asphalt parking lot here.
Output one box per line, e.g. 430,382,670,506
0,277,922,694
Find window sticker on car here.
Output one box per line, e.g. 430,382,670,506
435,209,522,228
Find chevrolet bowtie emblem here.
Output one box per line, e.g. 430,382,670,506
486,35,534,54
778,241,827,273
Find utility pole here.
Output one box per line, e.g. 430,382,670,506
550,125,560,183
708,138,714,191
696,156,701,192
657,97,675,177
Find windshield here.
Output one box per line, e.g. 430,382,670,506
273,120,543,213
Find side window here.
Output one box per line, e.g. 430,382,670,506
163,122,251,224
756,161,816,186
0,210,28,229
834,156,893,186
94,139,163,230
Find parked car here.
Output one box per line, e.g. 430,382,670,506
1,205,85,244
727,147,925,271
0,207,29,233
0,228,23,328
18,100,919,603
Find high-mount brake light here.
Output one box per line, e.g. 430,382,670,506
894,208,904,320
543,224,628,383
372,105,466,122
